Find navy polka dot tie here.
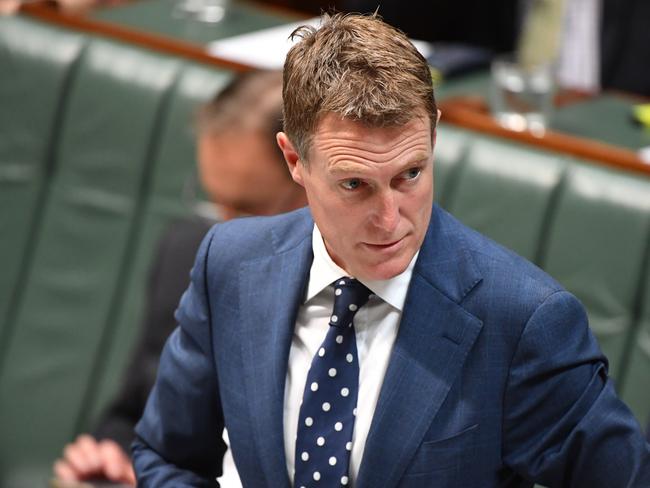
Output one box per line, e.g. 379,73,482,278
294,277,372,487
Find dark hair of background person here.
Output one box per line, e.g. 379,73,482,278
196,69,287,173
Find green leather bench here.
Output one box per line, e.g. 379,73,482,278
1,13,649,488
0,15,232,487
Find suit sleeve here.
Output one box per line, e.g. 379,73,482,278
132,227,226,487
502,290,650,487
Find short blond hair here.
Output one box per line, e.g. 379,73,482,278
282,13,437,162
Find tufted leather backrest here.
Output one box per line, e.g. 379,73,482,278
0,18,221,485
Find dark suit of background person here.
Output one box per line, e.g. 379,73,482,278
133,205,650,487
600,0,650,97
92,217,213,452
345,0,519,53
346,0,650,96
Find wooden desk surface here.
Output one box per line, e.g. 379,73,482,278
439,95,650,177
89,0,297,45
22,0,300,71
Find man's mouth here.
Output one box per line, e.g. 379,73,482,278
362,237,405,251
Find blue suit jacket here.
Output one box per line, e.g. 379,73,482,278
133,205,650,487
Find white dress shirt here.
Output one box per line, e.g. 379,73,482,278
283,224,417,485
220,224,417,486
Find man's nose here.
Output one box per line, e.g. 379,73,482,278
372,190,400,234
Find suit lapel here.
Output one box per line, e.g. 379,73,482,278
238,216,313,488
356,207,484,488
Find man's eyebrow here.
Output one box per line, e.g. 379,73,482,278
328,162,367,174
405,155,431,166
329,154,431,175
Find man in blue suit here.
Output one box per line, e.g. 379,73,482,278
132,13,650,487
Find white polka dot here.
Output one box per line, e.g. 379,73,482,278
336,335,343,344
346,353,353,363
317,436,325,446
305,417,313,427
335,288,342,296
328,368,337,377
313,471,321,481
339,280,346,285
329,456,337,466
349,304,358,311
368,294,375,299
301,451,309,461
322,402,331,412
346,441,352,451
311,382,319,392
318,347,325,357
353,408,357,416
340,387,349,397
331,315,338,323
341,475,349,485
348,323,352,328
334,421,343,431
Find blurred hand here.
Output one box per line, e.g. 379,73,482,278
53,434,136,486
0,0,21,16
56,0,97,14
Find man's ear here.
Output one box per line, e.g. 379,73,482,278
277,132,305,186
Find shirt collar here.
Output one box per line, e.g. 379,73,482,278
305,224,418,312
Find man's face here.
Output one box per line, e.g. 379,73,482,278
280,113,435,281
198,130,295,221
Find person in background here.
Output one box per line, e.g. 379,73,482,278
52,69,306,486
559,0,650,96
346,0,650,96
344,0,520,53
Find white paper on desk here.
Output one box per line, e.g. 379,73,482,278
206,17,433,70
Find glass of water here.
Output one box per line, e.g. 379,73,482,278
489,55,555,136
174,0,231,23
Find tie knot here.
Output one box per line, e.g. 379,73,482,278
329,278,372,328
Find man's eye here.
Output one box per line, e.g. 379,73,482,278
341,179,362,190
403,168,421,180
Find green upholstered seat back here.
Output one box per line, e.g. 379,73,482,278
433,125,469,208
446,138,566,262
0,18,85,344
540,164,650,380
82,65,233,430
0,35,181,485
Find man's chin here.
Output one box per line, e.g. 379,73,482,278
354,256,412,282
